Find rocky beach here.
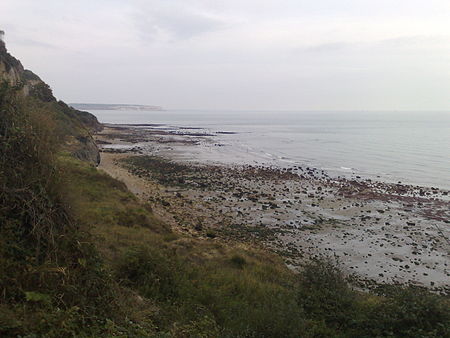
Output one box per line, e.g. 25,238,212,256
3,3,450,334
96,124,450,294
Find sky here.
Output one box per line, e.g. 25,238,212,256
1,0,450,111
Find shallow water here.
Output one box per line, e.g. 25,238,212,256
89,109,450,189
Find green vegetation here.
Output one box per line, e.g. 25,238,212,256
0,83,118,336
1,78,449,336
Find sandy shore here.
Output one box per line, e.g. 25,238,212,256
96,125,450,293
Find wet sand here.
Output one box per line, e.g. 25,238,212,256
96,125,450,293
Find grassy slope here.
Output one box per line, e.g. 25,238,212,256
1,68,449,336
62,157,304,336
0,86,117,336
60,157,450,337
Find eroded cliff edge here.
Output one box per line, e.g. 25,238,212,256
0,39,102,164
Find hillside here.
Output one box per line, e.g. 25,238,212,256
0,40,449,337
0,39,101,163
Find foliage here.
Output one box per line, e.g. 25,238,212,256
0,83,127,336
0,80,449,337
365,286,450,337
297,258,362,328
28,81,54,102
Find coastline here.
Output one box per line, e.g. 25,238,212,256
95,125,450,293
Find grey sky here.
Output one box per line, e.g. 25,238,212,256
1,0,449,110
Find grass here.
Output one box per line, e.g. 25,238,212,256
60,157,310,336
62,157,450,337
1,82,449,336
3,152,450,336
0,85,122,336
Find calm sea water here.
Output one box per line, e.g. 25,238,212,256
89,109,450,189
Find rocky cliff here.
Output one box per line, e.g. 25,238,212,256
0,39,102,164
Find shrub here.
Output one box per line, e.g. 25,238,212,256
297,258,361,328
0,83,120,335
365,286,450,337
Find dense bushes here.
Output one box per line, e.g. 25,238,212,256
1,85,60,257
298,259,362,330
364,286,450,337
0,84,118,336
296,259,450,337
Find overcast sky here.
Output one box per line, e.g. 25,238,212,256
1,0,449,110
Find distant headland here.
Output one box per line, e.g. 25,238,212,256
70,103,163,111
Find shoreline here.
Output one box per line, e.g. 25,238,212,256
98,119,450,191
95,125,450,293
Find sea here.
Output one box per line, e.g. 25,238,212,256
88,109,450,190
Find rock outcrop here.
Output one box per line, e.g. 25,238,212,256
0,39,102,165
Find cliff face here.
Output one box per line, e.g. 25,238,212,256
0,40,102,164
0,41,23,85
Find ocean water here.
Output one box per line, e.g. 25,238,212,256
89,109,450,189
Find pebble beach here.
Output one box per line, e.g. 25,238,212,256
96,124,450,293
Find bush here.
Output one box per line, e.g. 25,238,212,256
297,259,450,337
0,83,121,335
297,258,361,329
365,286,450,337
